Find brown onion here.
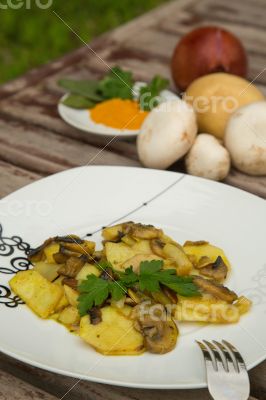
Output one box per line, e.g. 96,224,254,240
171,26,248,91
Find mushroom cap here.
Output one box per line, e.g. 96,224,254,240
225,101,266,175
185,133,230,181
137,99,197,169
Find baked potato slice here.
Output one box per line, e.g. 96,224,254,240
183,242,230,269
9,270,63,318
163,243,193,275
76,263,100,281
80,306,145,355
105,242,136,270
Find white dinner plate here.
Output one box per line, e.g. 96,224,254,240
0,166,266,389
58,82,179,138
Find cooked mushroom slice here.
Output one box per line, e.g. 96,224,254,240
62,240,95,255
135,311,178,354
100,267,115,281
58,255,86,278
183,240,209,246
88,307,102,325
53,252,68,264
194,276,237,303
123,223,163,240
62,277,78,290
199,256,228,281
54,235,83,244
150,239,166,258
196,256,212,269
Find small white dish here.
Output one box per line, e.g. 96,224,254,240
58,81,179,138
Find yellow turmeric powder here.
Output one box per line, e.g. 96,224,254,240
90,98,149,130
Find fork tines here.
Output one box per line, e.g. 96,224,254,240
196,340,247,373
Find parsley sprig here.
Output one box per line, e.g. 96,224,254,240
78,260,200,316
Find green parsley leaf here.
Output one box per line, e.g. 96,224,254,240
98,66,134,100
78,275,109,316
109,281,126,301
139,75,169,111
117,267,138,286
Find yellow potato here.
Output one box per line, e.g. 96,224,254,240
235,296,252,315
33,261,60,281
80,306,145,355
183,242,230,269
163,243,193,275
43,243,60,263
102,224,123,241
58,306,80,326
105,242,136,270
64,285,79,307
185,73,264,139
9,270,63,318
76,263,100,281
55,293,69,312
175,296,240,323
122,254,162,273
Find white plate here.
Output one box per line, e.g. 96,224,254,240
0,166,266,389
58,82,179,138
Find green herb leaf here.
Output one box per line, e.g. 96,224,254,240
98,66,134,100
61,94,96,109
139,75,169,111
58,79,103,102
117,267,138,286
109,281,126,301
78,275,109,316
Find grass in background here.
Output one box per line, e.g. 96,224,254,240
0,0,169,84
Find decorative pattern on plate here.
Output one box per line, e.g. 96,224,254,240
0,224,32,308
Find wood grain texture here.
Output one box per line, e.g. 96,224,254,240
0,353,260,400
0,0,266,398
0,369,58,400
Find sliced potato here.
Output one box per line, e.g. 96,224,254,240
102,224,123,241
131,239,152,255
80,306,145,355
76,263,100,280
64,285,79,307
44,243,60,263
33,261,60,282
58,305,80,325
105,242,136,270
175,296,240,323
55,293,69,312
163,243,193,275
122,254,162,273
9,270,63,318
183,242,230,269
235,296,252,315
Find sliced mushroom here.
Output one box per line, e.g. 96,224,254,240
123,222,162,240
150,239,166,258
58,255,86,278
62,277,78,290
88,307,102,325
194,276,237,303
184,240,209,246
28,238,53,262
199,256,228,281
196,256,212,269
134,310,178,354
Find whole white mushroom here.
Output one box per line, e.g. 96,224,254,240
225,101,266,175
137,99,197,169
185,134,230,181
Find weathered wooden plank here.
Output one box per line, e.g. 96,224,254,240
0,160,41,198
0,369,58,400
0,118,140,176
0,353,260,400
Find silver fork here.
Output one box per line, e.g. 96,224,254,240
196,340,250,400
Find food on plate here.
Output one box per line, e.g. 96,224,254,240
137,99,197,169
59,66,169,121
185,73,264,139
185,133,231,181
9,222,251,356
171,26,247,91
90,98,149,130
225,101,266,175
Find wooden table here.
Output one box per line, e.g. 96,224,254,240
0,0,265,398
